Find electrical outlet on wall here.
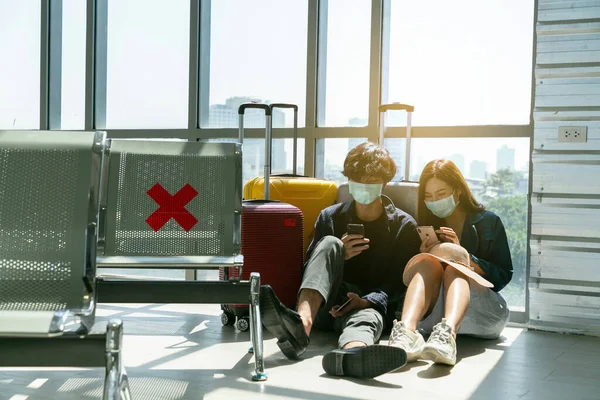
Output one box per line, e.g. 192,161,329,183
558,126,587,143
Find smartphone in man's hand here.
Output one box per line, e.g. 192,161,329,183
336,297,353,314
347,223,364,237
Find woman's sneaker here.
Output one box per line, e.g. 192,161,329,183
388,320,425,362
421,318,457,366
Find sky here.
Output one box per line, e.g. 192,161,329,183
0,0,535,177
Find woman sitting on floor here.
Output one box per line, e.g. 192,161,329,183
389,159,512,366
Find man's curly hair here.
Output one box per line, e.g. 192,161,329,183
342,142,397,183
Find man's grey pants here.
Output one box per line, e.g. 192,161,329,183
300,236,384,348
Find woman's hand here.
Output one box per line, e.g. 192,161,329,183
329,292,369,318
341,233,370,260
436,227,460,245
419,235,438,254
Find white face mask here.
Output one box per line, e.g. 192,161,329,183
425,191,459,218
349,181,383,205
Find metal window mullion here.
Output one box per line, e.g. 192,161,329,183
379,0,391,108
367,0,383,143
378,125,532,138
187,0,200,135
40,0,49,130
198,0,211,130
95,0,108,129
304,0,319,177
85,0,108,131
41,0,63,130
315,0,327,128
84,0,95,130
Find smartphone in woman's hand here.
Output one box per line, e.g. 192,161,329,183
417,226,440,244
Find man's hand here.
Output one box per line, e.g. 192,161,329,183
341,233,369,260
436,227,460,245
419,235,438,254
329,292,369,318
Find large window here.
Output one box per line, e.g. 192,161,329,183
385,0,535,126
104,0,190,128
61,0,86,130
316,138,368,185
207,0,309,128
26,1,534,315
0,1,41,129
319,0,371,127
243,139,305,187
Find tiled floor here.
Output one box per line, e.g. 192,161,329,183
1,302,599,400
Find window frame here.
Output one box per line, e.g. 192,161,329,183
39,0,536,320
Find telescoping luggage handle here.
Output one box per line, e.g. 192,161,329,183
238,102,273,200
379,103,414,181
270,103,299,176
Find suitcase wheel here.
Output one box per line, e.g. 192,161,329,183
236,317,250,332
221,311,236,327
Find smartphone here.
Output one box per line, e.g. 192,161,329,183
417,226,440,243
336,297,353,313
347,223,364,237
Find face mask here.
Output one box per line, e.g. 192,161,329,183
425,192,459,218
349,181,383,205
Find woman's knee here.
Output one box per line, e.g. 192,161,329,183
442,265,470,287
405,254,444,284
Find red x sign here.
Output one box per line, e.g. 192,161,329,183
146,183,198,232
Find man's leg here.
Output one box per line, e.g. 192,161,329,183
322,309,407,379
260,236,345,360
297,236,345,335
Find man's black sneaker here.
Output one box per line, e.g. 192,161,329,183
322,345,407,379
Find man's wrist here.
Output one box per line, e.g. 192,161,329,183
360,298,372,309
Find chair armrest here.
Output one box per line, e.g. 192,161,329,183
97,255,243,268
0,311,67,336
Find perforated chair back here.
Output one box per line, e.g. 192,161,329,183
0,131,104,315
337,181,420,219
98,140,243,265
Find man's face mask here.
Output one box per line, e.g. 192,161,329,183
425,192,459,218
349,181,383,205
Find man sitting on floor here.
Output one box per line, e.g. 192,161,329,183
260,142,421,379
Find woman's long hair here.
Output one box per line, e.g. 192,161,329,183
417,159,485,227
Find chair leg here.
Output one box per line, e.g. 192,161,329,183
103,319,132,400
249,272,267,381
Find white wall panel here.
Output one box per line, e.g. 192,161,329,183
531,0,600,336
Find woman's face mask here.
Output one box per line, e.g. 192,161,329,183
425,191,459,218
349,181,383,205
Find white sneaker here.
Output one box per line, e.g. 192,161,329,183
388,320,425,362
421,318,457,366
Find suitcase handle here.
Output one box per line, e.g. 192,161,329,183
270,103,299,175
238,102,273,200
238,103,272,115
379,103,415,112
379,103,414,181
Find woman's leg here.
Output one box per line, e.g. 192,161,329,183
419,267,471,366
401,255,445,332
442,266,471,336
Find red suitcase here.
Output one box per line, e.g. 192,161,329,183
220,102,304,332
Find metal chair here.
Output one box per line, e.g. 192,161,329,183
0,130,131,400
95,139,266,381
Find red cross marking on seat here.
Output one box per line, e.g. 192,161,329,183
146,183,198,232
